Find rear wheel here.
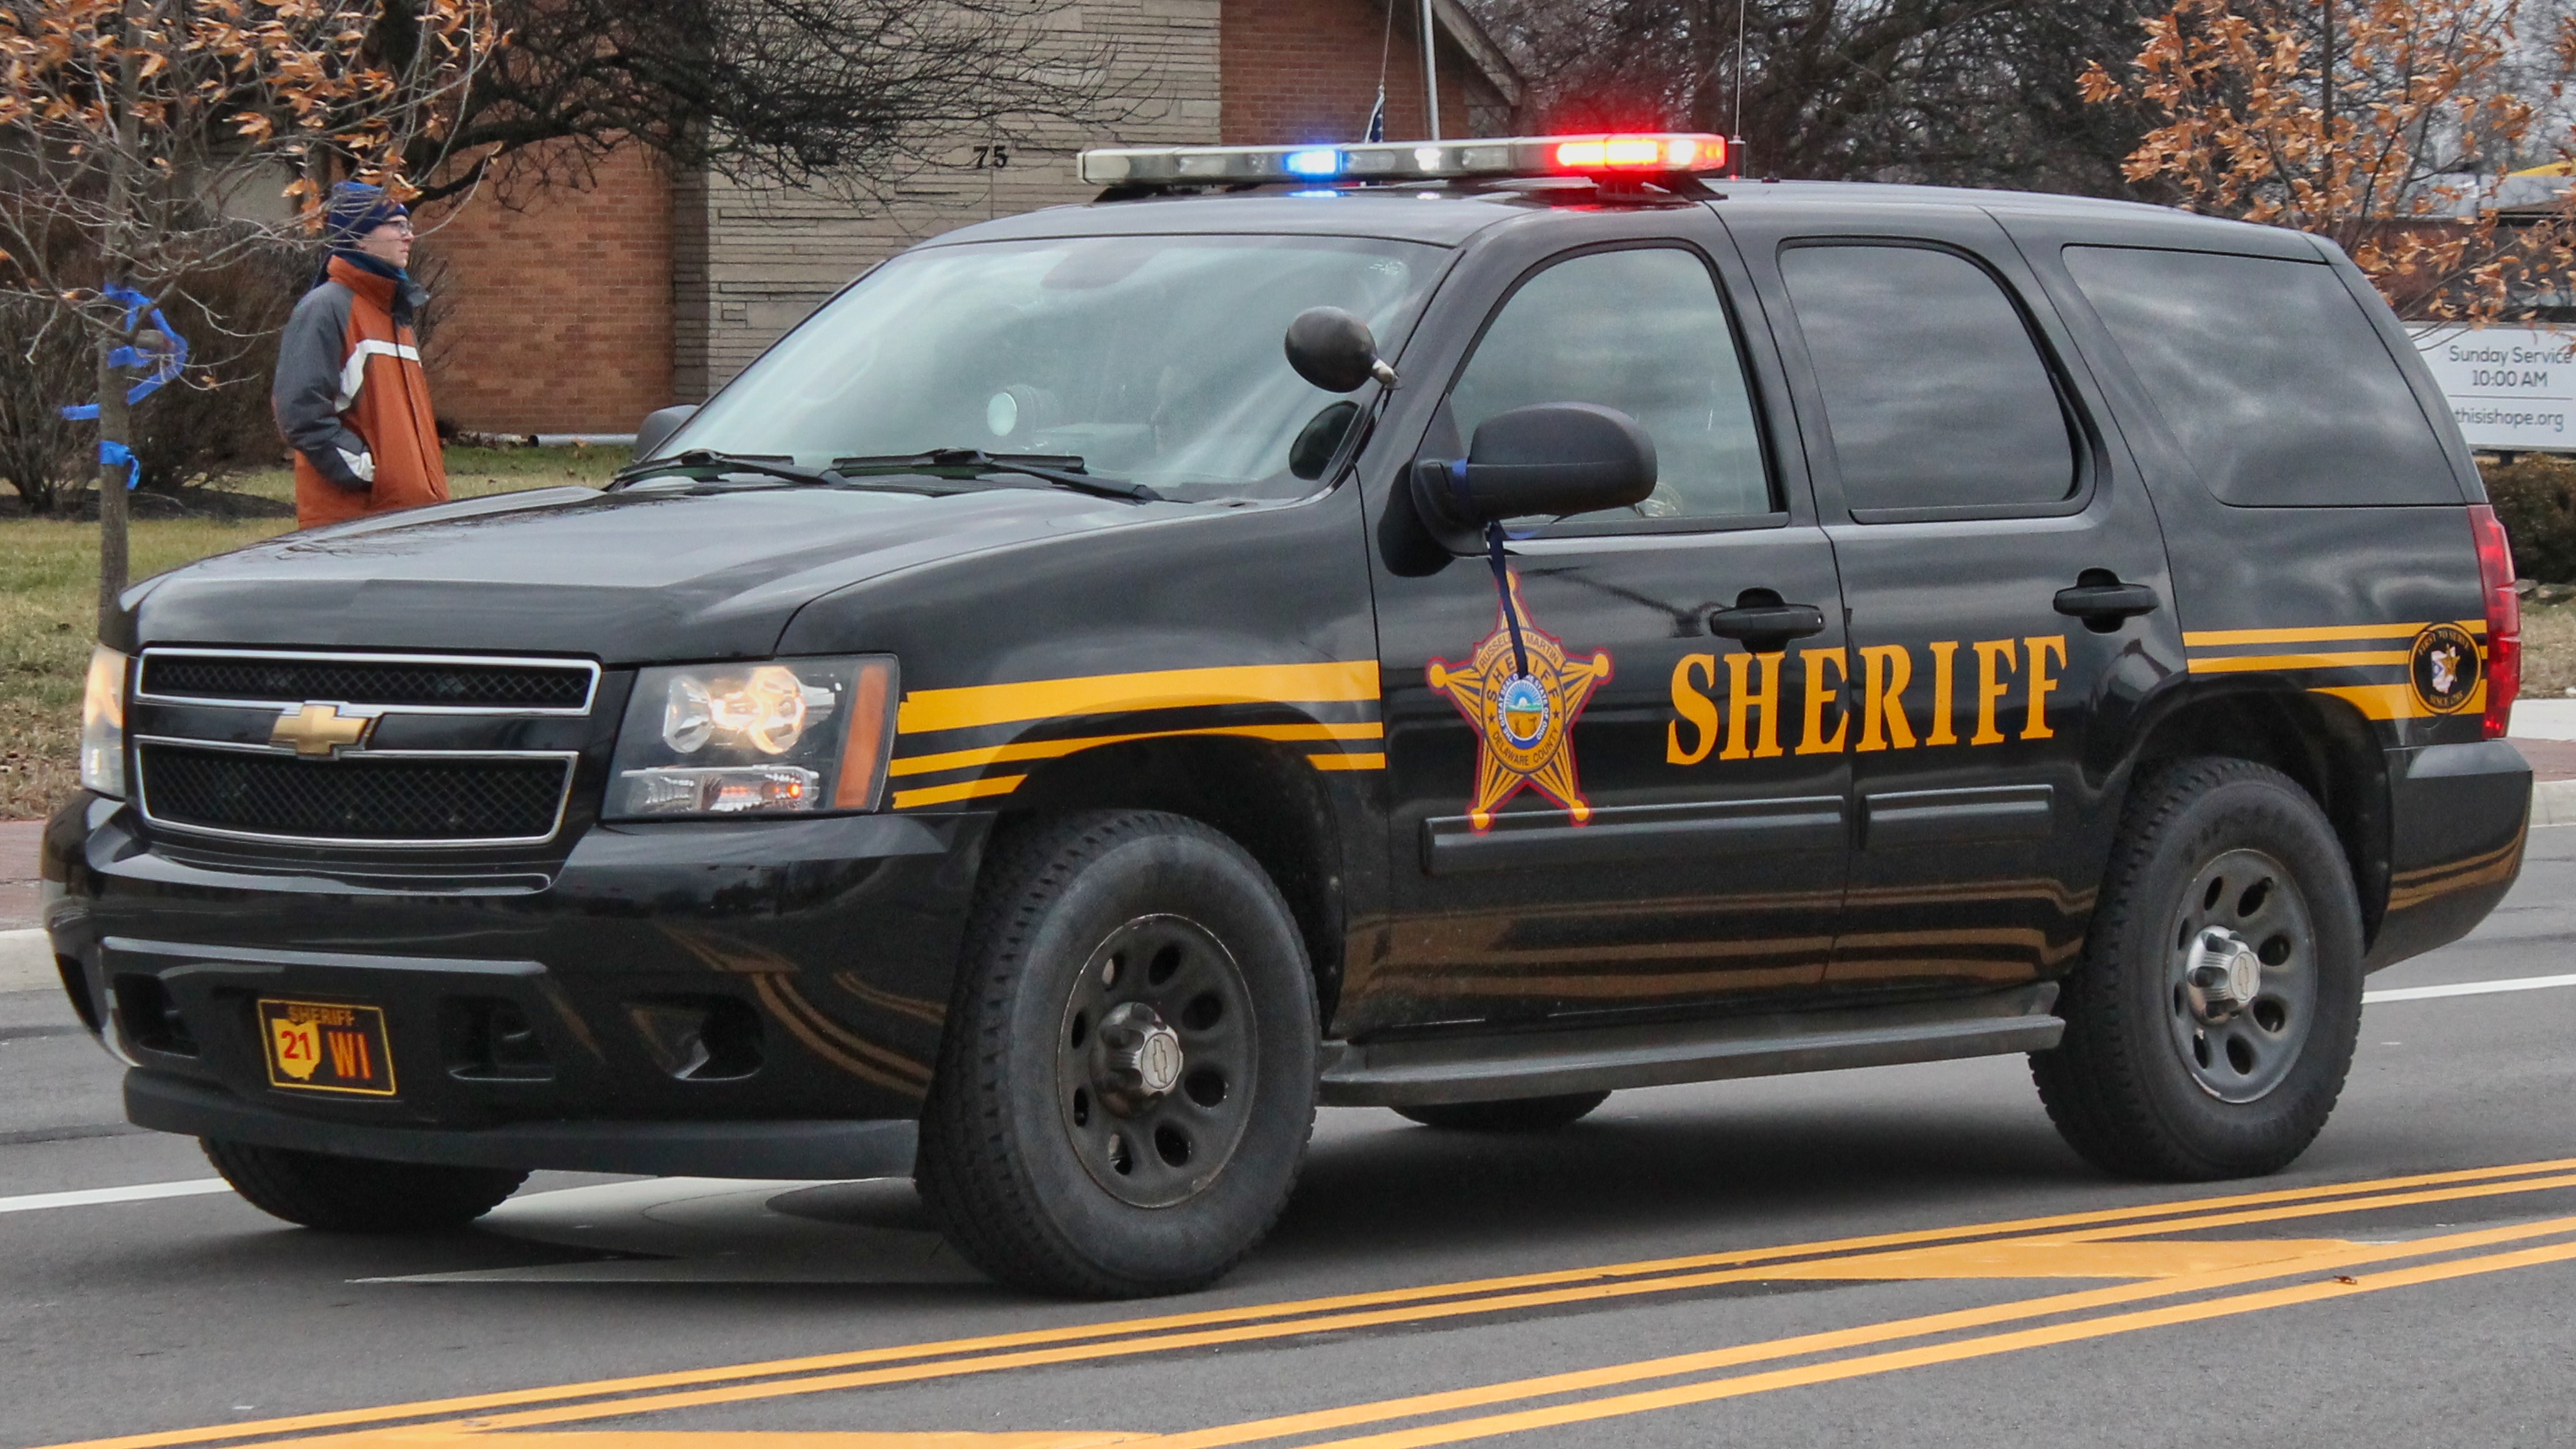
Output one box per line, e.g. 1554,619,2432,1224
918,810,1318,1297
200,1138,525,1232
2031,757,2364,1180
1394,1092,1610,1132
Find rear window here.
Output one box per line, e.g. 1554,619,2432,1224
2061,246,2458,507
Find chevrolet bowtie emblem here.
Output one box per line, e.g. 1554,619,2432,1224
270,703,375,757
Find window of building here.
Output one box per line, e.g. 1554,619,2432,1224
1780,244,2079,516
1448,247,1773,525
2062,246,2457,507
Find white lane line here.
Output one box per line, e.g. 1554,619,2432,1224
0,1180,232,1215
2365,972,2576,1004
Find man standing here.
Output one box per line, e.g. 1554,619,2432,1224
272,181,449,530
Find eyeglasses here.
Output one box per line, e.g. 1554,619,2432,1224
378,221,416,237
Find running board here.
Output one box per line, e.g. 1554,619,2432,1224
1317,983,2063,1107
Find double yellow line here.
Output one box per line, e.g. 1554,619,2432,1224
41,1156,2576,1449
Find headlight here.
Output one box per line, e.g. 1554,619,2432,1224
79,646,127,797
606,656,896,819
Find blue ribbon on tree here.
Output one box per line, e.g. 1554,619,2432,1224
60,285,190,490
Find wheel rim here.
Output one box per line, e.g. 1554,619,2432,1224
1055,913,1259,1208
2162,846,2318,1104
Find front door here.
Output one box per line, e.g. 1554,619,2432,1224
1725,207,2183,994
1339,218,1852,1037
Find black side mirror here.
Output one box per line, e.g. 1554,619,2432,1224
1285,307,1398,393
634,403,698,460
1412,403,1657,529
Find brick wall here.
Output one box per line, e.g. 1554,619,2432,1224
424,0,1515,427
1221,0,1510,146
415,146,674,436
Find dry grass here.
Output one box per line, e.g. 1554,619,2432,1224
2520,596,2576,700
0,445,624,819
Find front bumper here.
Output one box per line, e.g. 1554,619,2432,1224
43,795,989,1177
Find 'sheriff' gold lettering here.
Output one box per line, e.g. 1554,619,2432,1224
1666,633,2072,767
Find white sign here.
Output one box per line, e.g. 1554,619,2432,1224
2414,326,2576,450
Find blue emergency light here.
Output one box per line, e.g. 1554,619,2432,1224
1078,133,1735,188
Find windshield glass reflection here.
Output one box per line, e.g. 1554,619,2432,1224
665,234,1440,501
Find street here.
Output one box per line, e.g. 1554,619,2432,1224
4,825,2573,1449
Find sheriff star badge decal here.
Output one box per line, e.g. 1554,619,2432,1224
1427,570,1613,832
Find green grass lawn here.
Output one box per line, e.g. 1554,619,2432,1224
1,445,625,818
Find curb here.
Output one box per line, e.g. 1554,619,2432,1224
1,928,56,994
2536,778,2576,828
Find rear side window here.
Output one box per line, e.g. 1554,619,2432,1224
2061,246,2456,507
1779,243,2078,516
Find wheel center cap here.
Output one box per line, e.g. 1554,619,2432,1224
1092,1002,1184,1114
2186,927,2263,1020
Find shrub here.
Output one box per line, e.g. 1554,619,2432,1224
0,232,313,512
2482,455,2576,583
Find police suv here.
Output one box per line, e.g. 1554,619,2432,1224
44,134,2532,1297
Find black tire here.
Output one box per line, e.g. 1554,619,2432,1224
200,1137,525,1232
1393,1092,1610,1132
917,810,1319,1297
2032,757,2364,1180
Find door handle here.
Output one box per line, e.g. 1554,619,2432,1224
1708,599,1827,650
2053,580,2161,624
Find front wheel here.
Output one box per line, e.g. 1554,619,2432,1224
917,810,1319,1297
2032,757,2365,1180
201,1138,525,1231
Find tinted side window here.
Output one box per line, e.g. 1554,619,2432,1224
1450,248,1771,523
1780,244,2077,515
2061,246,2456,507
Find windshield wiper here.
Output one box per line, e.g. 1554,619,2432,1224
611,450,851,489
833,449,1163,503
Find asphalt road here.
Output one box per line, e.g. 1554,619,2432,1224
6,829,2575,1449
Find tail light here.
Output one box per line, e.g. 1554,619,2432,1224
2469,503,2520,739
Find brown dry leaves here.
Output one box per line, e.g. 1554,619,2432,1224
2092,0,2576,322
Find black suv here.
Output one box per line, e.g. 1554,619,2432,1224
43,135,2531,1297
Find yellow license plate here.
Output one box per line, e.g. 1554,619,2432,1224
257,999,398,1096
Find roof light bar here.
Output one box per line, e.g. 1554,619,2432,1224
1077,133,1733,187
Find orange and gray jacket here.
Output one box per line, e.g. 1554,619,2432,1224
272,253,449,529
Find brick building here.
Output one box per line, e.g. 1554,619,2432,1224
418,1,1519,437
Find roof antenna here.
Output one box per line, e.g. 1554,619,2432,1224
1733,0,1748,152
1364,0,1393,141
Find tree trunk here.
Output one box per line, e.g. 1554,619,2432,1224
93,338,131,638
94,0,140,640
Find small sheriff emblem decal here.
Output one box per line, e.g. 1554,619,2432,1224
2408,622,2481,716
1427,571,1613,832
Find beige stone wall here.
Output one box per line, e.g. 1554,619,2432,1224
672,0,1224,402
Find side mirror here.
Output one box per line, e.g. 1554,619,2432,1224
1412,403,1657,529
634,403,698,460
1285,307,1398,393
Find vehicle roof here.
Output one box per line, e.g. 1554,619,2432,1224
925,178,2306,256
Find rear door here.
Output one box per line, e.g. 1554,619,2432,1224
1341,210,1850,1037
1720,205,2184,994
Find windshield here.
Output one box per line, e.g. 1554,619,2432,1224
662,234,1443,500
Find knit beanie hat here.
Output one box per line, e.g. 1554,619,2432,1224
323,181,408,248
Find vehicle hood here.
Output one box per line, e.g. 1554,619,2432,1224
119,483,1160,662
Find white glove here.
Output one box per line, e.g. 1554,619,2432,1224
337,448,376,484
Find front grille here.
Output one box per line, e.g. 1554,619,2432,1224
141,653,593,711
138,744,572,844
